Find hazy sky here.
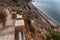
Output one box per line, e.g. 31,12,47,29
32,0,60,3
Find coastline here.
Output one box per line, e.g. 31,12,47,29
28,2,60,26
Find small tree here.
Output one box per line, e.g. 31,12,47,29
46,29,60,40
16,10,22,15
12,0,18,3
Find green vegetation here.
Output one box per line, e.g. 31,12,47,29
46,29,60,40
12,0,18,3
16,10,22,15
54,32,60,40
17,3,26,9
26,4,31,10
19,4,25,8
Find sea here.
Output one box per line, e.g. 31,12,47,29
31,0,60,24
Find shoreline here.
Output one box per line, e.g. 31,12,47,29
28,2,60,26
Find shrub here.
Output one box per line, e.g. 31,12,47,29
19,3,26,8
12,0,18,3
46,29,60,40
16,10,22,15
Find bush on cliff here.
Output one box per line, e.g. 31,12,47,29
16,10,22,15
12,0,18,3
46,29,60,40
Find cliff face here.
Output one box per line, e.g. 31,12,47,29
0,0,17,7
22,3,60,40
0,0,31,7
0,0,60,40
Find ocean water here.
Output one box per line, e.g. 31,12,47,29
32,0,60,24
